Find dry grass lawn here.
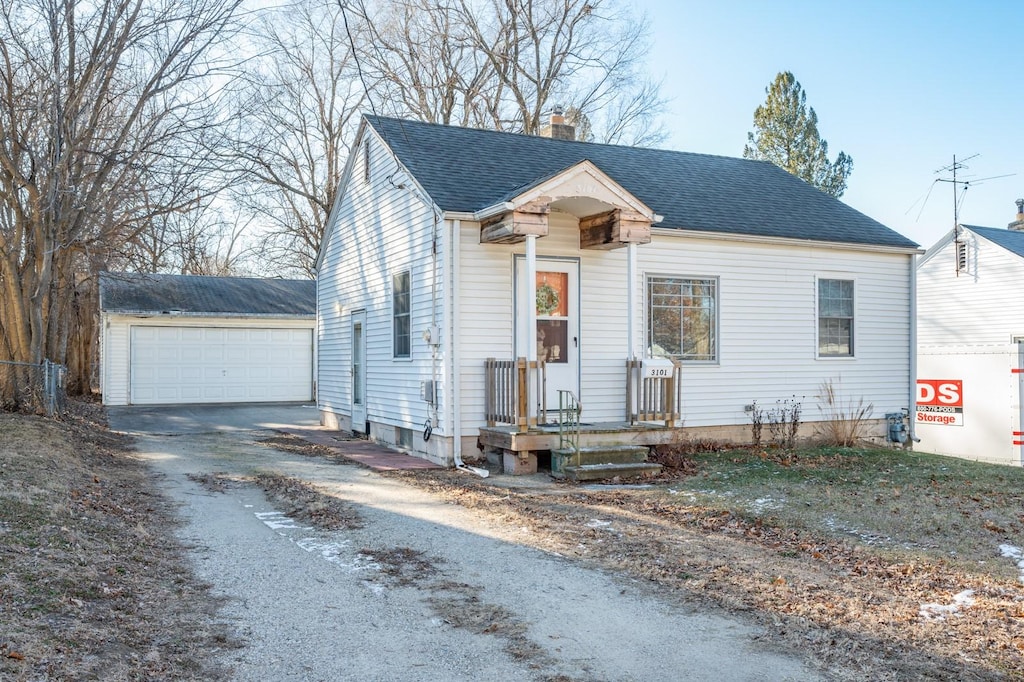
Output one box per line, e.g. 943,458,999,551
0,406,234,681
4,406,1024,681
387,444,1024,681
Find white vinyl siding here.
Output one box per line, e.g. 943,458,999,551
317,129,446,438
918,230,1024,345
455,224,912,430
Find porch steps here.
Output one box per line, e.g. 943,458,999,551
551,445,662,481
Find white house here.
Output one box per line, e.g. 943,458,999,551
99,272,316,406
915,205,1024,466
315,115,921,476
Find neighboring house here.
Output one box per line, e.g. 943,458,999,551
99,272,316,406
315,114,920,473
915,204,1024,466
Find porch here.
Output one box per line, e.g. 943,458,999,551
480,357,682,479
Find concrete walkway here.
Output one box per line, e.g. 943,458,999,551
110,404,823,681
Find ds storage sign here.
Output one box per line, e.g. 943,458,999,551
915,379,963,426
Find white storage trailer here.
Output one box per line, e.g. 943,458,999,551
915,344,1024,466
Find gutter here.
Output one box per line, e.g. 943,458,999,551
650,226,924,256
908,254,921,443
102,311,315,320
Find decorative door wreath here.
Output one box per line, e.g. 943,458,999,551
536,283,560,316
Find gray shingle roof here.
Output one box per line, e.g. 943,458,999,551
366,115,918,249
99,272,315,316
966,225,1024,259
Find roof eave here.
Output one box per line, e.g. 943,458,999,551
651,226,923,255
101,310,315,319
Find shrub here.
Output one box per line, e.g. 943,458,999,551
815,378,873,446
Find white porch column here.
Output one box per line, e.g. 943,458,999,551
526,234,538,363
627,241,637,360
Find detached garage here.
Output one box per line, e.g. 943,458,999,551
99,272,316,406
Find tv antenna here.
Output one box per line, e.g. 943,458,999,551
932,154,1014,276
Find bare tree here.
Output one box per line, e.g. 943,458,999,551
350,0,497,128
225,0,364,277
0,0,240,402
348,0,665,144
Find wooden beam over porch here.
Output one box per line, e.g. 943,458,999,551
579,208,652,250
479,199,551,244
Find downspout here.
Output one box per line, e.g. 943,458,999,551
449,218,487,477
908,254,921,443
430,208,441,447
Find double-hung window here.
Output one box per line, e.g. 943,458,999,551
647,276,717,362
392,271,411,358
818,278,854,357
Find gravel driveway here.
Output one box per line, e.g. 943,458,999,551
109,405,821,681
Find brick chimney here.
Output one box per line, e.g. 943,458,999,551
1009,198,1024,231
539,107,575,141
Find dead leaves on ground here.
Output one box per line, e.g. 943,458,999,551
254,473,363,531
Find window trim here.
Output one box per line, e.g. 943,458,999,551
816,276,856,359
644,273,719,364
392,270,411,360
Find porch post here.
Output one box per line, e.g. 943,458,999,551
526,234,538,364
627,242,637,360
526,234,539,423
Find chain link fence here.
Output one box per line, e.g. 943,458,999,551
0,360,68,416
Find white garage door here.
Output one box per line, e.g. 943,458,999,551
129,326,313,404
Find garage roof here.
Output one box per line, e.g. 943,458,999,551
99,272,315,317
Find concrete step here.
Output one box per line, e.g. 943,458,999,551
551,445,652,478
561,462,663,482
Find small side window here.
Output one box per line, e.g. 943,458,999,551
363,140,371,184
392,271,410,358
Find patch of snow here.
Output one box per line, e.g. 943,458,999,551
919,590,975,622
289,538,382,573
824,516,905,548
586,519,612,529
749,497,782,514
255,510,310,530
999,544,1024,583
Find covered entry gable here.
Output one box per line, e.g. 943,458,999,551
475,159,659,249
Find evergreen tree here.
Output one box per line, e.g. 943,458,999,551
743,72,853,198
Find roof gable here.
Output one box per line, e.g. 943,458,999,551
364,115,918,250
99,272,315,316
484,159,658,222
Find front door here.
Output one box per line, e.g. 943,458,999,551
351,310,367,433
515,257,580,418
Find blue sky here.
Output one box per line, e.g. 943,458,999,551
634,0,1023,248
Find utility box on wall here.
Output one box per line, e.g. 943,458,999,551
916,344,1024,467
420,380,436,405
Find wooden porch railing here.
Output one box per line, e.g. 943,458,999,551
626,359,682,427
485,357,546,427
